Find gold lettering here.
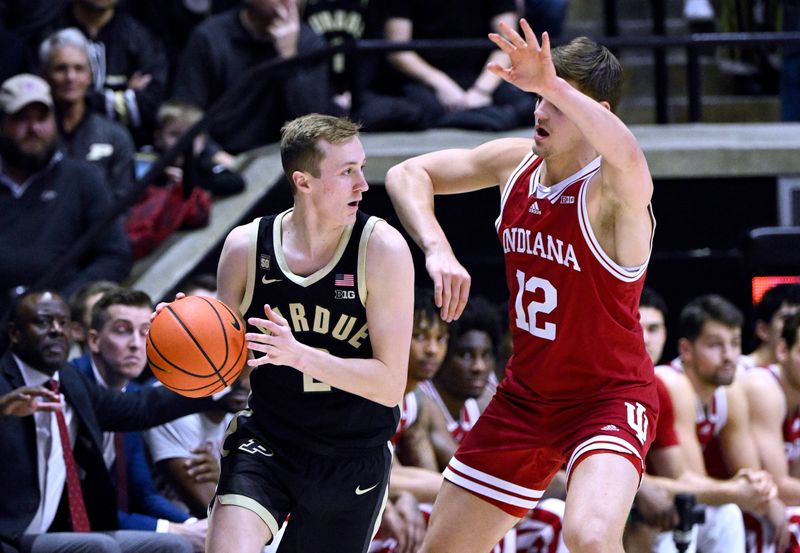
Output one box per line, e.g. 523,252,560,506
332,314,356,340
288,303,310,332
347,323,369,349
313,305,330,334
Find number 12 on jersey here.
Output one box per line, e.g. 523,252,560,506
514,270,557,341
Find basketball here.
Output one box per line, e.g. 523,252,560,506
146,295,247,398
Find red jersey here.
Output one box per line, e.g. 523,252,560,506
761,365,800,464
650,376,679,451
496,152,656,404
391,390,420,445
418,380,480,444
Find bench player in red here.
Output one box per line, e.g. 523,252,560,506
386,18,658,553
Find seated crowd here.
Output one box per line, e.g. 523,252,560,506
4,277,800,553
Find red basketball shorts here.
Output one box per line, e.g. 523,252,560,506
443,387,658,517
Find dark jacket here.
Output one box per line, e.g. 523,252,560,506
71,354,191,530
0,352,213,547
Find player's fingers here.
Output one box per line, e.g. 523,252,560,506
487,62,511,82
520,18,537,47
452,274,471,320
540,31,551,56
439,273,454,321
498,20,527,49
488,32,514,54
25,388,60,402
263,304,289,326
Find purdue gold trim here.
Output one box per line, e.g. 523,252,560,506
240,218,262,316
357,216,380,307
273,209,355,287
217,494,280,537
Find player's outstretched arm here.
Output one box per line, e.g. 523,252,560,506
488,19,652,214
385,138,529,321
245,222,414,407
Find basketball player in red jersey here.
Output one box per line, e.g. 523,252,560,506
385,19,657,553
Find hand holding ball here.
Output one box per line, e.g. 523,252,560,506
147,296,247,397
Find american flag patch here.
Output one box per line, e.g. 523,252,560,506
335,273,354,287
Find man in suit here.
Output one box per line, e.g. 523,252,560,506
0,289,218,552
71,288,209,550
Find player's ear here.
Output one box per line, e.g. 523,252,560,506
754,319,770,343
87,328,101,354
677,337,692,364
599,100,611,112
292,170,312,194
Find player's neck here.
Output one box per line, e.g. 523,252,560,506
539,146,598,186
684,367,717,406
73,3,114,37
280,207,348,275
749,346,774,368
433,381,464,420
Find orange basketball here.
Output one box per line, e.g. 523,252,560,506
146,295,247,397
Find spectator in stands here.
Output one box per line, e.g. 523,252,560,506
172,0,330,154
300,0,434,131
0,73,131,317
125,0,242,82
57,0,169,144
40,27,136,201
743,311,800,552
70,288,207,550
147,101,245,197
782,0,800,121
657,294,788,552
384,0,536,131
0,290,219,552
746,283,800,369
641,286,669,365
67,280,121,360
516,0,570,37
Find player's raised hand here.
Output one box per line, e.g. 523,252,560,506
0,386,61,417
487,19,556,95
246,304,302,367
425,248,470,322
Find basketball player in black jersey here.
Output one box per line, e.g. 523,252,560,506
206,114,415,553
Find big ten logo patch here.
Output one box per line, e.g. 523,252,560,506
335,290,356,300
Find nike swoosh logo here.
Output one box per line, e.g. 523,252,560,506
355,483,380,495
262,276,282,284
230,318,241,331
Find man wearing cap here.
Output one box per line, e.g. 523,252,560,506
0,73,131,318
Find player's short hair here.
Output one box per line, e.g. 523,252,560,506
551,37,623,111
90,289,153,331
69,280,122,325
156,100,204,130
678,294,743,342
640,286,668,318
754,284,800,324
39,27,90,70
782,312,800,350
280,114,361,193
446,296,502,357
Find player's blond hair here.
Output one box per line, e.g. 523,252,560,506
551,37,623,111
280,114,361,194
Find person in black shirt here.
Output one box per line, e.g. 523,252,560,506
205,113,414,552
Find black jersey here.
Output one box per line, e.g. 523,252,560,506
239,209,400,454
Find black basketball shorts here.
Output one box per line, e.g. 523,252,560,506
213,421,392,553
